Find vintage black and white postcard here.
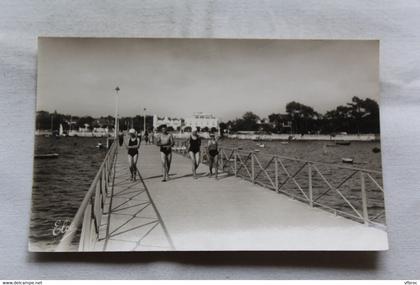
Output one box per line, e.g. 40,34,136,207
30,38,387,251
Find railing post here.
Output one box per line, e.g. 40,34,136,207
104,159,108,186
360,171,369,225
103,166,107,194
274,156,279,192
220,151,224,171
234,150,237,176
99,170,105,206
93,185,101,234
308,163,313,207
107,154,111,184
251,152,255,183
78,204,92,251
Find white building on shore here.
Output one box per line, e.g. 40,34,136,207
92,127,110,137
153,115,183,130
184,112,219,131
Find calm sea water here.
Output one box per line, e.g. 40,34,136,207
217,139,382,170
30,136,107,251
30,136,385,250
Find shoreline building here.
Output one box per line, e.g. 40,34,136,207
92,127,110,137
153,115,183,131
184,112,219,132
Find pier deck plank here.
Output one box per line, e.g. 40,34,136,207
97,144,388,251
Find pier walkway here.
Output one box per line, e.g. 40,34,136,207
57,143,388,251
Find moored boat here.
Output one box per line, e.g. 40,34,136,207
35,153,59,159
336,141,351,146
342,157,353,164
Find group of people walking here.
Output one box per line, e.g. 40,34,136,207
122,125,219,182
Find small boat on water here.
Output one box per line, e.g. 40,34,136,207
35,153,59,159
326,141,351,147
96,142,103,149
336,141,351,146
342,157,353,164
257,143,265,148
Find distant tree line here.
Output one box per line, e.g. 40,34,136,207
37,96,379,135
119,116,154,132
35,111,154,132
221,97,380,135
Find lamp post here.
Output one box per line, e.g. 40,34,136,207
50,113,53,135
114,86,120,139
143,107,147,133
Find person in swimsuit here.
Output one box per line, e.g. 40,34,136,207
150,131,155,144
187,128,202,179
144,130,149,144
156,125,174,182
207,133,219,179
118,130,124,146
125,128,141,181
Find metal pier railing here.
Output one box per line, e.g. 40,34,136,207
173,142,385,227
55,141,118,251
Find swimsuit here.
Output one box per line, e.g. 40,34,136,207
159,133,173,155
160,146,172,155
208,141,218,157
118,134,124,146
188,136,201,154
128,138,139,156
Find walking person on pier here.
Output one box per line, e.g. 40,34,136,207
207,133,219,179
125,129,141,181
118,130,124,146
144,130,149,145
156,125,175,182
187,128,202,179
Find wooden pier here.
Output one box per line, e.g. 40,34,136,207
57,142,388,251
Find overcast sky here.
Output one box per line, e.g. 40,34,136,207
37,38,379,121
